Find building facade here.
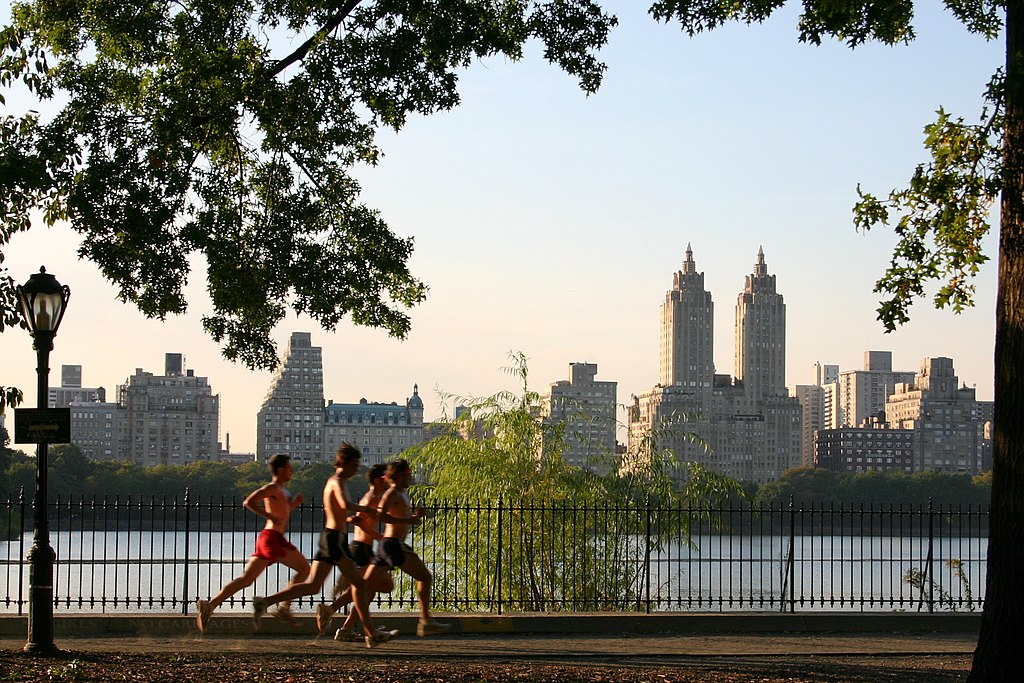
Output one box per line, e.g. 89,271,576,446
116,354,220,466
255,332,326,466
68,401,122,461
734,247,787,399
790,383,824,467
629,247,801,484
814,425,915,473
790,362,839,466
540,362,617,471
659,243,714,396
323,386,425,466
49,364,106,407
835,351,915,428
886,357,981,474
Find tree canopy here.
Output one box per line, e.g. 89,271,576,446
0,0,618,385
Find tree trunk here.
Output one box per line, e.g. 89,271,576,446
970,2,1024,680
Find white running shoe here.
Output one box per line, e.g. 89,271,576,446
334,628,362,642
365,629,396,648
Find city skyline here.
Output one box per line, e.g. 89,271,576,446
0,3,1001,454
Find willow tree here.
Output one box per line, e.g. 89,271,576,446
409,354,742,612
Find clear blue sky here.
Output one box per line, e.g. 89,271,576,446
0,3,1003,453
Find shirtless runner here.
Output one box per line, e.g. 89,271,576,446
195,453,309,633
360,458,451,637
316,462,395,639
252,443,396,648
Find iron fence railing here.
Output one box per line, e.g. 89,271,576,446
0,490,987,615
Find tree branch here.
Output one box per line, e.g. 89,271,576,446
269,0,363,78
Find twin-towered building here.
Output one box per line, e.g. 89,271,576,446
50,243,990,480
629,245,802,483
628,244,989,481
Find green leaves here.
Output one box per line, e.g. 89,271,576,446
405,356,747,609
0,1,616,370
854,72,1002,332
650,1,1002,47
530,1,618,94
649,0,786,37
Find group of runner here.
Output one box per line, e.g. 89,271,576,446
194,443,450,648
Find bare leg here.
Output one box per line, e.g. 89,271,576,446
338,558,375,638
338,571,393,631
262,560,332,607
276,548,311,611
396,553,449,636
396,552,433,622
209,556,271,610
198,556,273,632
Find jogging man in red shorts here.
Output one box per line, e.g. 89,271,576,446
195,453,310,633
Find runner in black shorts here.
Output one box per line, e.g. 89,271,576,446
316,463,395,639
254,444,394,648
360,459,450,637
348,540,374,567
372,538,415,568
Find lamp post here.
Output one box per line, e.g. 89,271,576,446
16,266,70,654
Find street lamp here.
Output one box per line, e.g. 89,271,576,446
16,266,70,654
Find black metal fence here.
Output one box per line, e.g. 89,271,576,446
0,491,987,615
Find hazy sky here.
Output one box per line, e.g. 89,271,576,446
0,3,1003,454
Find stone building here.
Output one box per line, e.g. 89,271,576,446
255,332,325,466
256,332,425,466
629,247,801,484
323,386,425,466
117,354,220,466
540,362,617,472
886,357,982,474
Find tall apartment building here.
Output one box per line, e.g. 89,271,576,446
69,401,123,461
117,354,220,466
49,364,106,407
540,362,617,472
660,243,714,396
629,247,801,484
734,247,787,399
324,386,425,466
256,332,426,465
977,400,994,471
836,351,915,427
790,384,824,467
256,332,326,466
886,357,981,474
790,362,839,466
